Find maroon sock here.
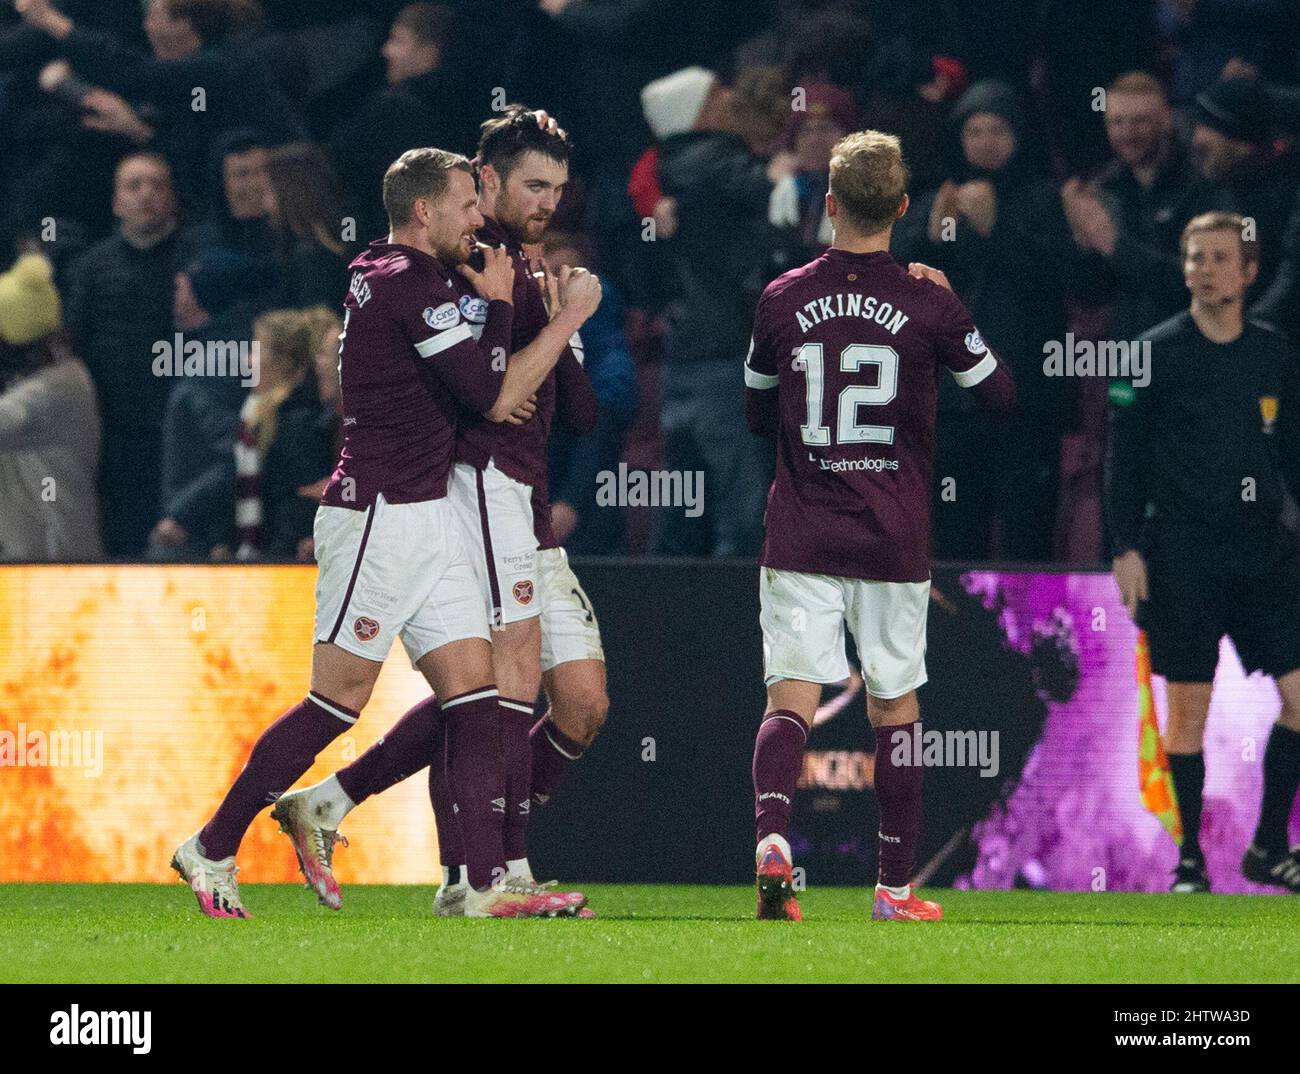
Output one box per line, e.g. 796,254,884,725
335,695,440,806
530,713,585,807
443,688,506,891
501,699,536,861
874,720,923,888
426,722,463,873
199,693,356,860
752,709,808,844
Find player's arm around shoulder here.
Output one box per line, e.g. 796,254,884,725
413,247,515,415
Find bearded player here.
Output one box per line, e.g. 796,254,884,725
271,109,610,914
744,131,1016,922
171,147,601,919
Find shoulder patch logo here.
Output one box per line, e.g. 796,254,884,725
424,302,460,330
965,329,987,356
458,295,489,323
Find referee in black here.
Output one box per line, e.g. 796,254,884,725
1106,211,1300,894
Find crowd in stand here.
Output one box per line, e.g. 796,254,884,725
0,0,1298,563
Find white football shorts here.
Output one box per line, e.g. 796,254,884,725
449,460,542,627
539,546,604,672
759,566,929,699
313,492,490,665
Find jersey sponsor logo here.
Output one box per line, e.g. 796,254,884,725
353,616,381,642
809,452,900,472
458,295,489,323
512,579,535,605
424,302,460,330
965,329,987,356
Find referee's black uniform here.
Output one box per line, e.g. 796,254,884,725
1106,312,1300,684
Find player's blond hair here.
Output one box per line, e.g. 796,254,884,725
828,130,909,237
1180,211,1259,269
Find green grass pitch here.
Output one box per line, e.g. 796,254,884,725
3,884,1297,983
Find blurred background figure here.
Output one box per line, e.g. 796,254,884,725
652,64,790,557
149,248,256,561
543,230,637,554
63,150,192,558
0,253,101,562
894,79,1082,562
768,83,860,275
210,308,333,563
264,141,350,309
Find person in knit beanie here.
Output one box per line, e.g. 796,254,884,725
0,254,103,561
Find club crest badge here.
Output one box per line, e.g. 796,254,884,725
354,616,380,642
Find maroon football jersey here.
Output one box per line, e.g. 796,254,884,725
745,247,1007,582
321,241,513,510
455,215,594,548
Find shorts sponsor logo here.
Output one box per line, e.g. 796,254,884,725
512,580,534,605
353,616,381,642
359,586,396,610
424,302,460,329
501,550,536,572
965,329,987,355
458,295,489,323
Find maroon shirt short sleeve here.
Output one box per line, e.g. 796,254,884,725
321,242,508,510
754,248,1009,582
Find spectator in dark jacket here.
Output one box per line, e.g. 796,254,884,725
192,129,279,305
63,150,195,556
16,0,305,206
651,63,792,557
1063,71,1211,341
1190,76,1300,323
211,307,333,562
149,248,256,560
327,3,476,243
894,79,1081,561
16,0,304,207
264,142,350,309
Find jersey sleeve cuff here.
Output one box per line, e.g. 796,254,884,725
952,352,997,387
415,322,473,358
744,365,779,389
